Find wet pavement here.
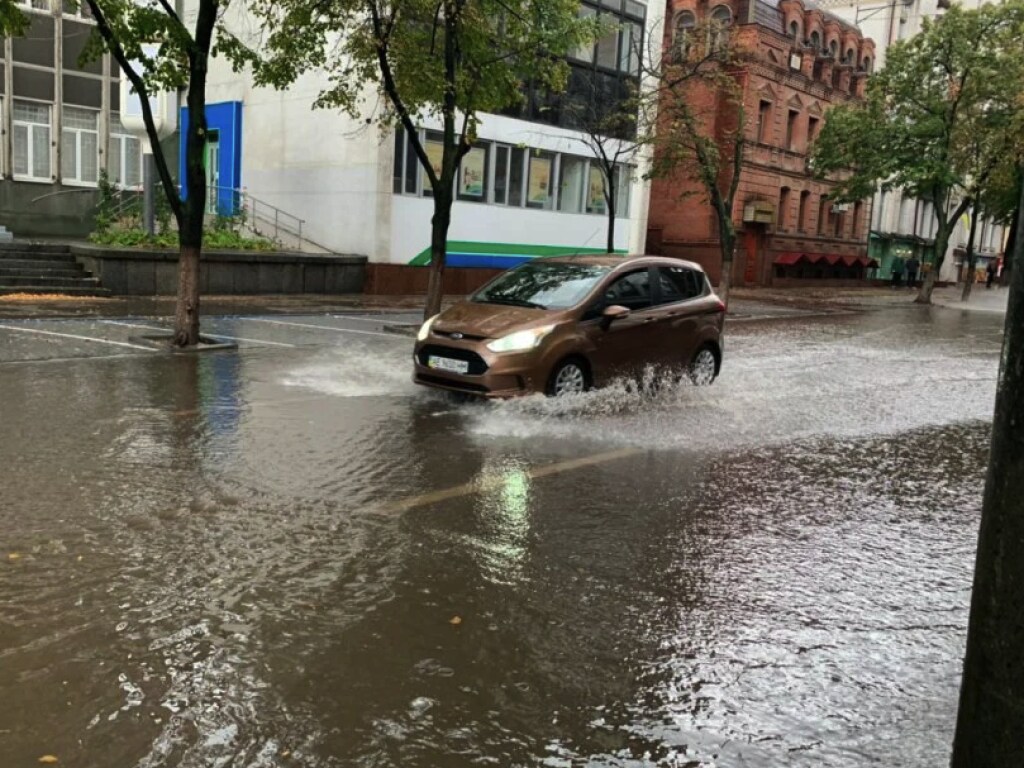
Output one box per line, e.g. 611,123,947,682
0,303,1004,767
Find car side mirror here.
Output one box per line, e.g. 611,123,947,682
600,304,630,329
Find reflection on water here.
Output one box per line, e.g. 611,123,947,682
0,308,1001,767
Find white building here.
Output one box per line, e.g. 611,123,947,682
192,1,663,293
815,0,1007,283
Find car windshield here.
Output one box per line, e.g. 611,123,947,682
472,262,611,310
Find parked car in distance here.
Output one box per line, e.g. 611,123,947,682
413,254,726,398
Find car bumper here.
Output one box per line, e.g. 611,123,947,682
412,340,547,398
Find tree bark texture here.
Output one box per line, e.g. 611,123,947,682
916,222,951,304
425,200,451,320
950,173,1024,768
172,0,217,347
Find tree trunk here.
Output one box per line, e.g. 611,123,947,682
171,0,216,348
716,209,734,307
950,173,1024,768
424,196,451,320
961,205,980,302
606,172,616,253
915,222,949,304
173,245,201,346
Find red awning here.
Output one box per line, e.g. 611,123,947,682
775,252,803,265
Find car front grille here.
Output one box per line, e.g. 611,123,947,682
415,373,490,394
416,344,489,375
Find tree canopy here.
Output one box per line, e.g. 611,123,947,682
811,1,1024,301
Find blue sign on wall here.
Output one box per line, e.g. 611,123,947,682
179,101,243,216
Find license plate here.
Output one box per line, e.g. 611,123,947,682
428,355,469,374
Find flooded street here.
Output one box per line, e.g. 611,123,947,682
0,305,1003,767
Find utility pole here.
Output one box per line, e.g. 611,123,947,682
951,170,1024,766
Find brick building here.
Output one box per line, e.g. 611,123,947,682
647,0,876,287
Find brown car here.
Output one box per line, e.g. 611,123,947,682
413,254,725,398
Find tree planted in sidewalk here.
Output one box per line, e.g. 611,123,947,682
812,2,1024,305
950,166,1024,766
224,0,599,320
639,17,746,305
73,0,224,347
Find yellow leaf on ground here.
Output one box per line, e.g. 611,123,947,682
8,553,21,561
449,616,463,626
38,756,59,764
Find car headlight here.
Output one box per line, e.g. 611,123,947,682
417,314,439,342
486,325,555,353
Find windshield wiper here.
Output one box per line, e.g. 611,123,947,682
476,297,547,310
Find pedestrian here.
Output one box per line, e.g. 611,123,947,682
986,260,997,289
905,256,920,289
891,255,905,289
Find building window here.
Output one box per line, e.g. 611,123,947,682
527,150,556,210
595,23,619,70
810,31,821,51
778,187,791,230
757,101,773,143
616,164,631,218
108,120,143,190
619,21,642,75
789,20,800,38
558,155,588,213
61,105,99,186
808,115,820,145
845,48,856,65
798,190,811,232
675,11,696,59
818,196,830,235
13,100,51,182
786,110,799,150
709,5,732,52
829,39,838,58
457,142,489,202
834,208,845,237
862,56,872,73
570,6,597,63
16,0,50,11
853,200,864,240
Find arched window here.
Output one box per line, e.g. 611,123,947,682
829,39,838,58
845,48,855,65
709,5,732,52
789,20,800,38
862,56,872,73
674,11,696,59
810,31,821,51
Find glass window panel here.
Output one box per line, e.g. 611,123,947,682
595,26,618,69
494,146,509,205
458,143,488,201
13,124,29,176
572,7,596,63
604,269,651,310
63,105,97,130
404,132,418,194
392,128,404,194
587,165,607,215
108,135,123,186
616,165,631,217
509,147,525,207
620,23,642,74
81,130,98,182
125,137,142,188
61,130,76,179
32,125,50,178
526,150,555,210
14,100,48,125
558,156,586,213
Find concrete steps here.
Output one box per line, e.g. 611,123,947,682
0,242,107,296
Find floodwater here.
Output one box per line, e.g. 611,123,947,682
0,306,1004,767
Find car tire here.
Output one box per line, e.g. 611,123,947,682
546,358,590,397
688,346,718,386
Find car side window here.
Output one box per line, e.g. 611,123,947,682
603,270,652,311
656,267,705,305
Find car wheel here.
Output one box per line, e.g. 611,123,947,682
547,358,589,397
688,346,718,386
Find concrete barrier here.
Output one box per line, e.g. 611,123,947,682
71,244,367,296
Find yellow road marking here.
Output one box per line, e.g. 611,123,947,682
377,447,641,515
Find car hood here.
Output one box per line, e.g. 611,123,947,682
435,301,553,339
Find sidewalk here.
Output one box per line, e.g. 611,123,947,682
931,285,1009,315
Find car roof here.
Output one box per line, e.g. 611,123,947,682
541,253,707,273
